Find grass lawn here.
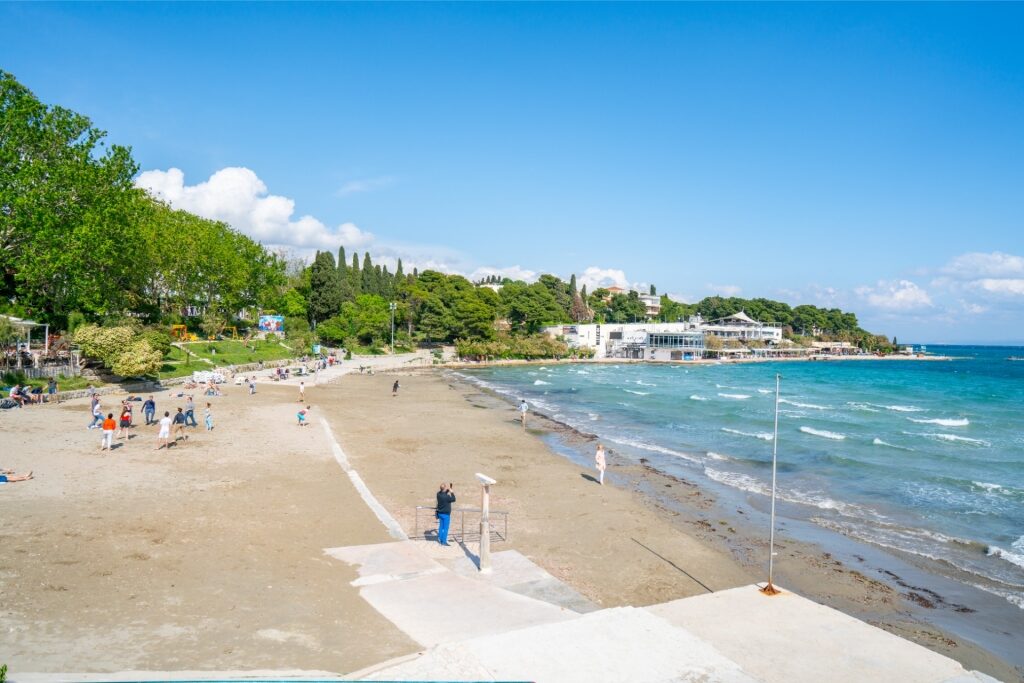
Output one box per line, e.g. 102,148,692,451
159,340,299,379
4,374,100,392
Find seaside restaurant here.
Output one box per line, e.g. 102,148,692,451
646,331,705,360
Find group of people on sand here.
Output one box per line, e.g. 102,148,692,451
85,387,216,452
5,377,60,407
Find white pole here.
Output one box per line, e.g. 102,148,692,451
390,303,396,353
764,372,781,594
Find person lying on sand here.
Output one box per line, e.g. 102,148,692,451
1,469,33,483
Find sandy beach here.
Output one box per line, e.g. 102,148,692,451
0,366,1018,681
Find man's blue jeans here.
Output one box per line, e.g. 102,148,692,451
437,513,451,545
144,410,155,425
185,409,197,426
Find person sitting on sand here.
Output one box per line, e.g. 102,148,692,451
0,468,33,483
297,405,310,426
9,384,26,408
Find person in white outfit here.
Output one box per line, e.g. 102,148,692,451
595,443,606,485
156,411,172,450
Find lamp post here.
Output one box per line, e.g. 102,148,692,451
761,373,782,596
389,302,397,353
476,473,496,573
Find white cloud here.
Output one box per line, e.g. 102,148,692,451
972,278,1024,296
943,252,1024,279
336,176,395,197
854,279,933,311
707,284,742,297
666,292,692,304
136,167,374,254
578,267,630,292
469,265,538,283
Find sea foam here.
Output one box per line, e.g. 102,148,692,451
689,395,708,401
718,393,751,400
722,428,774,441
987,542,1024,571
872,438,913,451
908,417,970,427
800,426,846,440
780,398,831,410
921,433,991,447
623,389,649,396
533,379,551,386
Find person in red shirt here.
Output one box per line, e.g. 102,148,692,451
100,413,116,451
117,404,132,440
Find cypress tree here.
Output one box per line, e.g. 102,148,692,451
350,252,361,295
396,258,404,279
361,253,375,294
569,274,577,293
338,246,347,275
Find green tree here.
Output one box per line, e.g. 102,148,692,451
308,251,342,325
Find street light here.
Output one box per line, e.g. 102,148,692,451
389,302,397,353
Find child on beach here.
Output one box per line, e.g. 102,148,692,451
249,377,256,395
156,411,172,450
204,402,213,431
392,380,400,396
100,413,116,451
298,381,305,402
297,405,310,426
47,377,58,403
519,399,529,428
595,443,606,485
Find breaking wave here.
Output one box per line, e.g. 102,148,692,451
722,428,774,441
908,417,970,427
800,426,846,440
718,393,751,400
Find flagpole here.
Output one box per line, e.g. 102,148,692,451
761,372,782,596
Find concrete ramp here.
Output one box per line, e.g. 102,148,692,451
327,541,578,648
356,606,758,683
646,586,985,683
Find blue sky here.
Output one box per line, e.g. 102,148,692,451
3,3,1023,342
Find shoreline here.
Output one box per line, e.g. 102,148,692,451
429,369,1021,681
438,353,953,371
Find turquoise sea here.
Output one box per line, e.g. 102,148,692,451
459,346,1024,616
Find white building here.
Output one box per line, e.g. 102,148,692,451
701,312,783,344
638,294,661,318
545,310,782,360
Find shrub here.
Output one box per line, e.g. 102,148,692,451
141,329,173,357
265,333,278,343
110,339,163,377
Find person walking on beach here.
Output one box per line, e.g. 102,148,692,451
184,395,198,427
142,395,156,425
435,482,456,546
392,380,400,397
100,413,116,451
156,411,172,450
519,399,529,428
88,401,103,429
298,381,305,403
595,443,606,486
204,402,214,431
249,377,256,395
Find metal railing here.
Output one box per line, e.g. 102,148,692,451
413,505,509,544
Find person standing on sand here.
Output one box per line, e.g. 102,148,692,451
47,377,58,403
142,395,156,425
172,407,187,442
392,380,400,396
156,411,172,450
100,413,116,451
184,395,198,427
519,399,529,428
595,443,606,485
204,402,214,431
298,381,305,403
117,402,131,440
249,377,256,395
435,482,456,546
